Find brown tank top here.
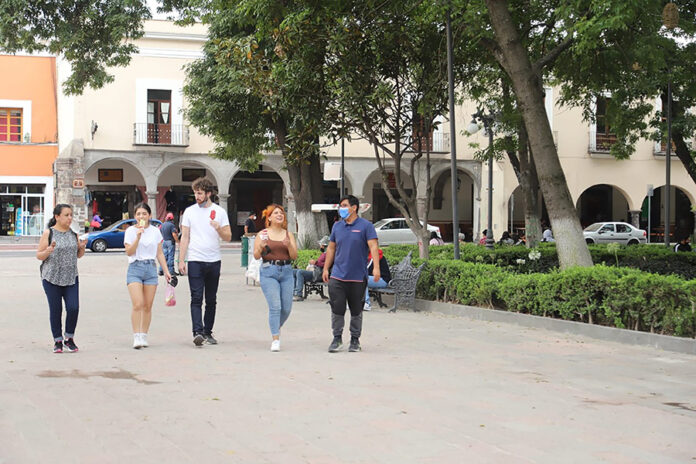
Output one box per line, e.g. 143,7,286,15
263,230,291,261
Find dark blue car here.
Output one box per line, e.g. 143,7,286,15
84,218,163,252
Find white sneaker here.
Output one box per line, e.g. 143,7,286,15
140,333,149,348
363,303,371,311
133,333,143,349
271,339,280,352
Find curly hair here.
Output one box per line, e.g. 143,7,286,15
191,177,215,194
262,203,287,229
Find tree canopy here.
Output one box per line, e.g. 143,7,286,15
0,0,149,94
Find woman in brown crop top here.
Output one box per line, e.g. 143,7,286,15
253,203,298,352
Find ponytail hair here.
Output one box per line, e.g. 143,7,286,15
47,204,72,228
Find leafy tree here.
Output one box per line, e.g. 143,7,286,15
326,0,449,259
0,0,149,94
168,0,335,244
553,1,696,189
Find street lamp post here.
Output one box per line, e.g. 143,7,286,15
446,7,459,259
662,2,678,247
467,111,495,250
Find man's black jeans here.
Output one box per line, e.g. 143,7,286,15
187,261,221,335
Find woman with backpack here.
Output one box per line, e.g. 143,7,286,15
36,204,87,353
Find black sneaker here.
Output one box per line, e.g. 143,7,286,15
204,333,218,345
348,337,361,352
64,338,79,353
193,333,205,346
53,341,63,353
328,336,343,353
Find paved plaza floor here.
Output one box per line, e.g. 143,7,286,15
1,250,694,463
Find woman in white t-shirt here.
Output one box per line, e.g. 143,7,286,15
124,203,171,349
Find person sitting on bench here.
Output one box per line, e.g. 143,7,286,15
293,236,329,301
363,248,391,311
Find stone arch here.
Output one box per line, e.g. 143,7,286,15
361,168,414,222
429,168,476,241
228,164,286,240
83,157,149,227
575,184,632,228
639,184,695,242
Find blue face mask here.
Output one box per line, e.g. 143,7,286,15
338,207,350,219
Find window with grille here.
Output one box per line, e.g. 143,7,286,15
0,108,22,142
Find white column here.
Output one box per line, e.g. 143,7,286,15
146,191,157,216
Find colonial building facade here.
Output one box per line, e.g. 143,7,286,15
54,19,695,243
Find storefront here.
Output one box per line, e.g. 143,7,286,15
0,178,53,236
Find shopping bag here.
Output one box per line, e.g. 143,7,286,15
164,284,176,306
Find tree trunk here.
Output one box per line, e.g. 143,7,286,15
485,0,592,268
275,124,325,249
507,127,542,247
287,161,323,249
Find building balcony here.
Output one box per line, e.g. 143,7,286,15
133,123,189,146
402,131,450,153
588,130,617,153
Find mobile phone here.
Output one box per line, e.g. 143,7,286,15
261,245,272,257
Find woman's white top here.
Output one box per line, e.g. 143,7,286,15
124,225,163,264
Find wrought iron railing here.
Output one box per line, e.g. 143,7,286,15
133,123,189,146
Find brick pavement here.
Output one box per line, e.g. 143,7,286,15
1,251,694,463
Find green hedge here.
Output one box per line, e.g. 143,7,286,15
379,243,696,279
417,260,696,338
296,247,696,338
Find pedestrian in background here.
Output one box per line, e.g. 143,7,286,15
124,203,171,349
674,236,692,252
36,204,86,353
363,248,391,311
293,235,329,301
159,212,179,276
322,195,380,353
244,211,257,236
255,204,298,352
178,177,231,347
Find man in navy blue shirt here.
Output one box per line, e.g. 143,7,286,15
322,195,380,352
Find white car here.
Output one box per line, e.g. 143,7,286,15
373,218,441,245
583,222,647,245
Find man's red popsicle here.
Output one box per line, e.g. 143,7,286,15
210,210,216,220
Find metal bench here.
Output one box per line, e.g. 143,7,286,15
303,280,329,299
369,251,425,312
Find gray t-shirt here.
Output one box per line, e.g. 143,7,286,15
40,228,79,286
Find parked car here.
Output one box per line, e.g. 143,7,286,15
583,222,647,245
373,218,441,245
83,218,163,252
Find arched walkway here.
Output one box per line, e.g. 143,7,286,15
84,159,147,227
639,185,694,242
361,168,414,223
575,184,631,228
229,165,285,240
430,168,475,241
156,160,220,222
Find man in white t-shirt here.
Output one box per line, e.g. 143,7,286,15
178,178,232,346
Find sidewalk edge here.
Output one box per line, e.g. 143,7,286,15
411,299,696,356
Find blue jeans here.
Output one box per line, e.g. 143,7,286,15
42,277,79,341
365,278,388,305
187,261,221,335
293,269,315,297
260,263,294,336
160,240,175,274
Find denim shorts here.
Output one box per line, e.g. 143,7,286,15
127,259,158,285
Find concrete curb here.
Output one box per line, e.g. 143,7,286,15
410,298,696,356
